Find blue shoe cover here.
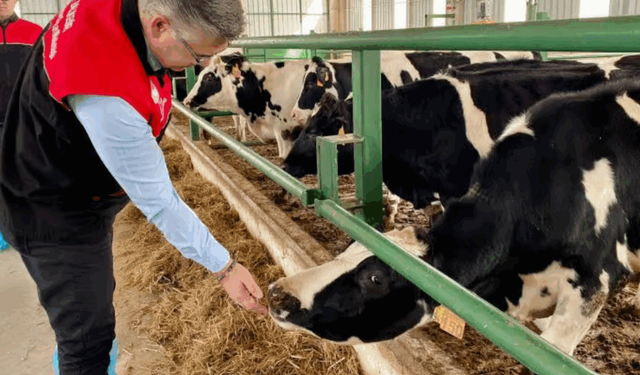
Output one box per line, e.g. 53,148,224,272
53,339,118,375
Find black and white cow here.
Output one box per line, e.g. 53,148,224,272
267,78,640,358
283,58,640,222
289,50,542,125
183,53,309,157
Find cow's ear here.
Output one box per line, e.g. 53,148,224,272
231,63,242,78
316,67,331,88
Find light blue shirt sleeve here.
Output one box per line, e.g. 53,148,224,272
68,95,231,273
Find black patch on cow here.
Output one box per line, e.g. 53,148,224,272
281,126,304,142
188,72,222,108
400,70,414,85
404,51,470,78
277,256,428,343
275,61,285,68
268,101,282,112
233,69,270,123
304,64,309,70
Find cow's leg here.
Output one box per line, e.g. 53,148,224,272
232,115,247,142
198,127,214,145
533,316,553,332
274,130,286,158
423,201,445,227
538,271,609,356
382,192,401,230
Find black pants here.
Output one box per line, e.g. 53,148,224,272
12,197,128,375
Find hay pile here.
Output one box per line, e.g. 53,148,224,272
117,137,362,375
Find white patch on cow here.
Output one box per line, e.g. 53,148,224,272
616,240,633,272
433,74,493,158
413,299,435,329
616,92,640,125
274,226,428,311
497,51,536,61
582,159,617,233
507,261,576,323
577,56,620,79
533,316,553,332
458,51,499,64
498,113,535,142
628,248,640,274
380,51,421,87
309,102,323,118
539,270,609,355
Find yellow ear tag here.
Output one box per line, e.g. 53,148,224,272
433,305,466,340
232,65,241,78
316,78,324,87
338,127,346,136
324,72,330,81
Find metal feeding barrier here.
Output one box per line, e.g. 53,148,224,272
173,15,640,375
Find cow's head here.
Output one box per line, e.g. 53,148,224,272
290,56,339,125
283,93,354,178
267,226,434,344
183,53,248,111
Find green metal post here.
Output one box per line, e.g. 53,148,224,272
173,100,321,206
314,199,599,375
317,138,339,202
352,50,383,227
536,12,550,61
316,133,364,209
526,0,538,22
309,31,317,58
185,67,199,141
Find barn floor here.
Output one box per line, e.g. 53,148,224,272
173,110,640,375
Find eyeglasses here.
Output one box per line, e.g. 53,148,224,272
176,33,213,65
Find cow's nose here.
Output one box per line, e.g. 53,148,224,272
290,111,298,120
268,283,301,314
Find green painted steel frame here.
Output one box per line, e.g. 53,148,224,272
167,16,640,375
230,16,640,52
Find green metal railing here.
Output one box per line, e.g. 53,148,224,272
169,16,640,375
173,101,322,207
229,16,640,52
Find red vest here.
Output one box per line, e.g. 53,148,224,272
0,18,42,45
43,0,172,137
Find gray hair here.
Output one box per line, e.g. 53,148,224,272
141,0,246,41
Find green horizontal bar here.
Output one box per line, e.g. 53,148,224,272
209,140,264,149
425,14,456,18
548,53,626,60
173,100,322,206
231,16,640,52
314,199,598,375
197,111,236,119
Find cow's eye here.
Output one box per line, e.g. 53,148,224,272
370,275,382,286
